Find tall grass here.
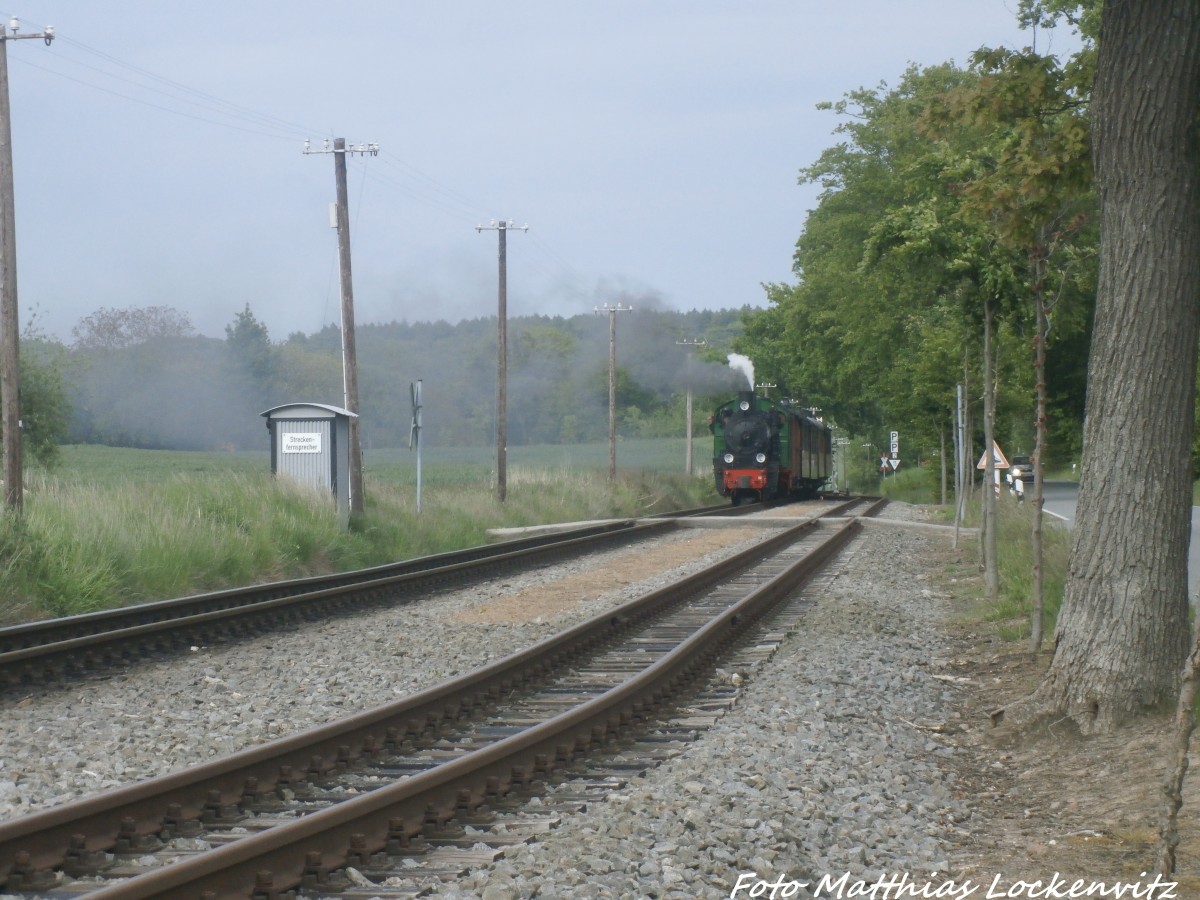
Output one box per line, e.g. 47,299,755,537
958,493,1072,642
877,463,942,504
1,445,718,625
873,463,1073,643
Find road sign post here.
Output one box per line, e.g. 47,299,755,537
976,441,1010,496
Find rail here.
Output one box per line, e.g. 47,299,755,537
0,518,861,897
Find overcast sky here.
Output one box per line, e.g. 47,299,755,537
0,2,1080,343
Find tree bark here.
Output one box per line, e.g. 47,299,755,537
939,423,947,507
1030,239,1048,653
982,298,999,601
1007,0,1200,733
1157,621,1200,874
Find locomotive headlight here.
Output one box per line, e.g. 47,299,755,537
755,453,767,464
723,453,735,464
739,400,751,411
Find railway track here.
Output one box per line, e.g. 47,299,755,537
821,495,886,518
0,499,878,691
0,519,673,690
0,514,864,899
649,500,762,517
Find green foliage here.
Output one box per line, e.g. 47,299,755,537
878,463,941,504
17,335,71,468
740,43,1098,484
225,303,276,386
1017,0,1101,45
980,497,1071,640
68,335,266,450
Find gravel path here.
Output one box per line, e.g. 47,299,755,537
1,503,973,900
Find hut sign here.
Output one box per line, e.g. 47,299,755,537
283,433,322,454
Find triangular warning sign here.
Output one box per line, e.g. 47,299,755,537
976,441,1010,470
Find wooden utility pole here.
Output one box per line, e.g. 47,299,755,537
304,138,378,516
476,219,527,502
596,303,632,480
0,18,52,515
676,338,706,475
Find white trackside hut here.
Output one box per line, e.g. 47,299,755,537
261,403,358,523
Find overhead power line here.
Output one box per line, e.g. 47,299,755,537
0,21,599,321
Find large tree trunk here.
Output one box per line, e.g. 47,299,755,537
1007,0,1200,734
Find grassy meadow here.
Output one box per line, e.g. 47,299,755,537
1,440,718,625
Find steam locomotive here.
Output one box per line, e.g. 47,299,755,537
709,390,833,505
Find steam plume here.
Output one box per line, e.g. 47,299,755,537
727,353,754,390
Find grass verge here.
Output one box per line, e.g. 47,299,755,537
949,493,1071,642
1,445,719,625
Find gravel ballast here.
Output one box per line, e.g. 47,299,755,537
433,504,973,899
0,503,975,899
0,524,778,819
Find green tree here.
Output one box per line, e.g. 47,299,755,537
743,64,1021,469
15,331,70,467
746,52,1098,606
1006,0,1200,737
224,304,276,386
925,44,1094,646
274,343,341,403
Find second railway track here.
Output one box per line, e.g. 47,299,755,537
0,499,882,691
0,519,671,689
0,514,866,898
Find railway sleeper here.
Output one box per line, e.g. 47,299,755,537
61,833,114,878
160,803,204,840
5,850,67,893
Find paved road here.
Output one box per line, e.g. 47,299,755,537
1039,480,1078,525
1037,480,1198,600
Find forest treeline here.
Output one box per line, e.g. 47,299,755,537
18,305,753,459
